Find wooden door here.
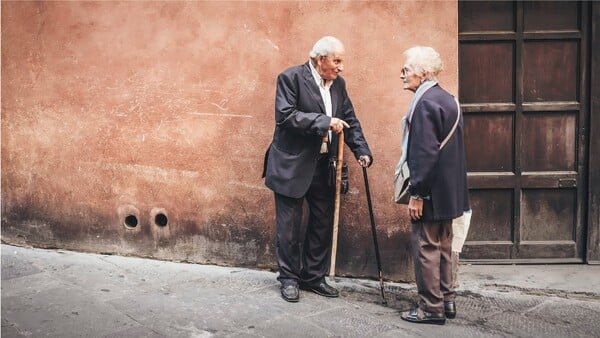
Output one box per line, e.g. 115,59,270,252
458,1,589,262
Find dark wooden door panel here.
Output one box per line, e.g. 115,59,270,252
468,190,514,242
464,113,513,172
521,112,577,171
459,1,515,32
523,1,580,31
459,1,588,262
521,189,576,241
459,42,514,103
523,40,579,102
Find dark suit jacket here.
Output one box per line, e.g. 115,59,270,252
407,85,470,221
263,62,372,198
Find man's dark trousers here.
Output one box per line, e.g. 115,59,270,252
275,156,334,285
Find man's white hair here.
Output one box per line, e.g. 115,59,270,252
309,36,344,59
404,46,444,82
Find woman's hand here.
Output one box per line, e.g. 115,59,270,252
408,197,423,221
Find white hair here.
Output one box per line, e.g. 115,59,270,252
403,46,444,82
309,36,344,59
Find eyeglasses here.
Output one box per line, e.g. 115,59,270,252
400,67,413,77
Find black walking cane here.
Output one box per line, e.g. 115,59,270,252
362,166,388,306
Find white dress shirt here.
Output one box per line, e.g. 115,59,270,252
309,61,333,145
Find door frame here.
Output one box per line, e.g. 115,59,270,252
587,2,600,264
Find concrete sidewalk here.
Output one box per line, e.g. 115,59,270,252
459,262,600,298
2,244,599,337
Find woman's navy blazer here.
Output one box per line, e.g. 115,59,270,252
407,85,470,222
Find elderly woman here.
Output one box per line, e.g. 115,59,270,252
398,46,470,325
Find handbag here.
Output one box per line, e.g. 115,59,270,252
329,158,349,194
394,160,411,204
394,97,461,204
452,209,472,253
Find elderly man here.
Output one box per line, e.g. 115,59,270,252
263,36,373,302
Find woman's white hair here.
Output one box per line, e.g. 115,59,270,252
309,36,344,59
404,46,444,82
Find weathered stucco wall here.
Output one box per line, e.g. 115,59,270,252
1,1,457,281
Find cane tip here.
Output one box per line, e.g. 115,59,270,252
382,300,388,306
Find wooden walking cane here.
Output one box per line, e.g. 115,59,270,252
329,130,344,279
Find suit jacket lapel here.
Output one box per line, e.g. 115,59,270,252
302,62,326,114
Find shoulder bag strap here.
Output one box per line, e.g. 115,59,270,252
439,97,461,150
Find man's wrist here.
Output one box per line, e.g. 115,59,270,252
410,195,424,201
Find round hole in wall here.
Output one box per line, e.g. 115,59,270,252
124,215,138,228
155,213,168,227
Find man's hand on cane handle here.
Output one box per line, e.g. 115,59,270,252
358,155,371,168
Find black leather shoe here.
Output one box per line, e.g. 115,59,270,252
400,307,446,325
300,281,339,298
280,283,299,302
444,301,456,319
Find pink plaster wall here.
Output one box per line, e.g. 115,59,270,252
1,1,457,281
